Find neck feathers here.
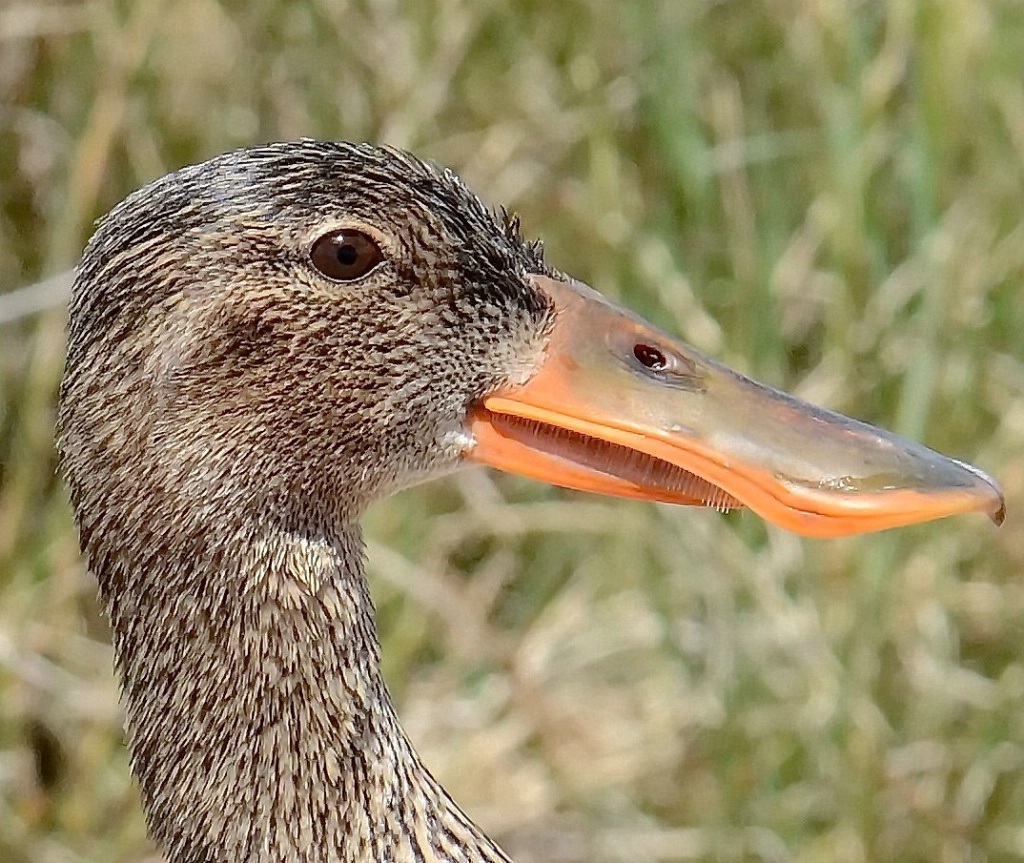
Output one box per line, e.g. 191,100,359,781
94,522,507,863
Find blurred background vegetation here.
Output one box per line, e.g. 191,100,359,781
2,1,1023,861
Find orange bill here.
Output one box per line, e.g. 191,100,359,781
465,275,1005,538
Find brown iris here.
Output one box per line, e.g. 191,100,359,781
310,229,384,282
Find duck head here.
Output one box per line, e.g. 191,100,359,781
59,140,1003,544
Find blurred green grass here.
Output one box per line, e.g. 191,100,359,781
2,1,1023,861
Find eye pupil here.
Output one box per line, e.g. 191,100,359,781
634,343,667,370
310,229,384,281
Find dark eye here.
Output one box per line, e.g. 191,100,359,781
633,343,668,371
309,229,384,282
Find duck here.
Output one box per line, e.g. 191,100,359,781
57,140,1004,863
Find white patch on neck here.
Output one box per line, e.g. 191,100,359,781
245,529,342,600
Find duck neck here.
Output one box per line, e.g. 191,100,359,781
102,519,510,863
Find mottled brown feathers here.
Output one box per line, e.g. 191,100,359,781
57,141,556,863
